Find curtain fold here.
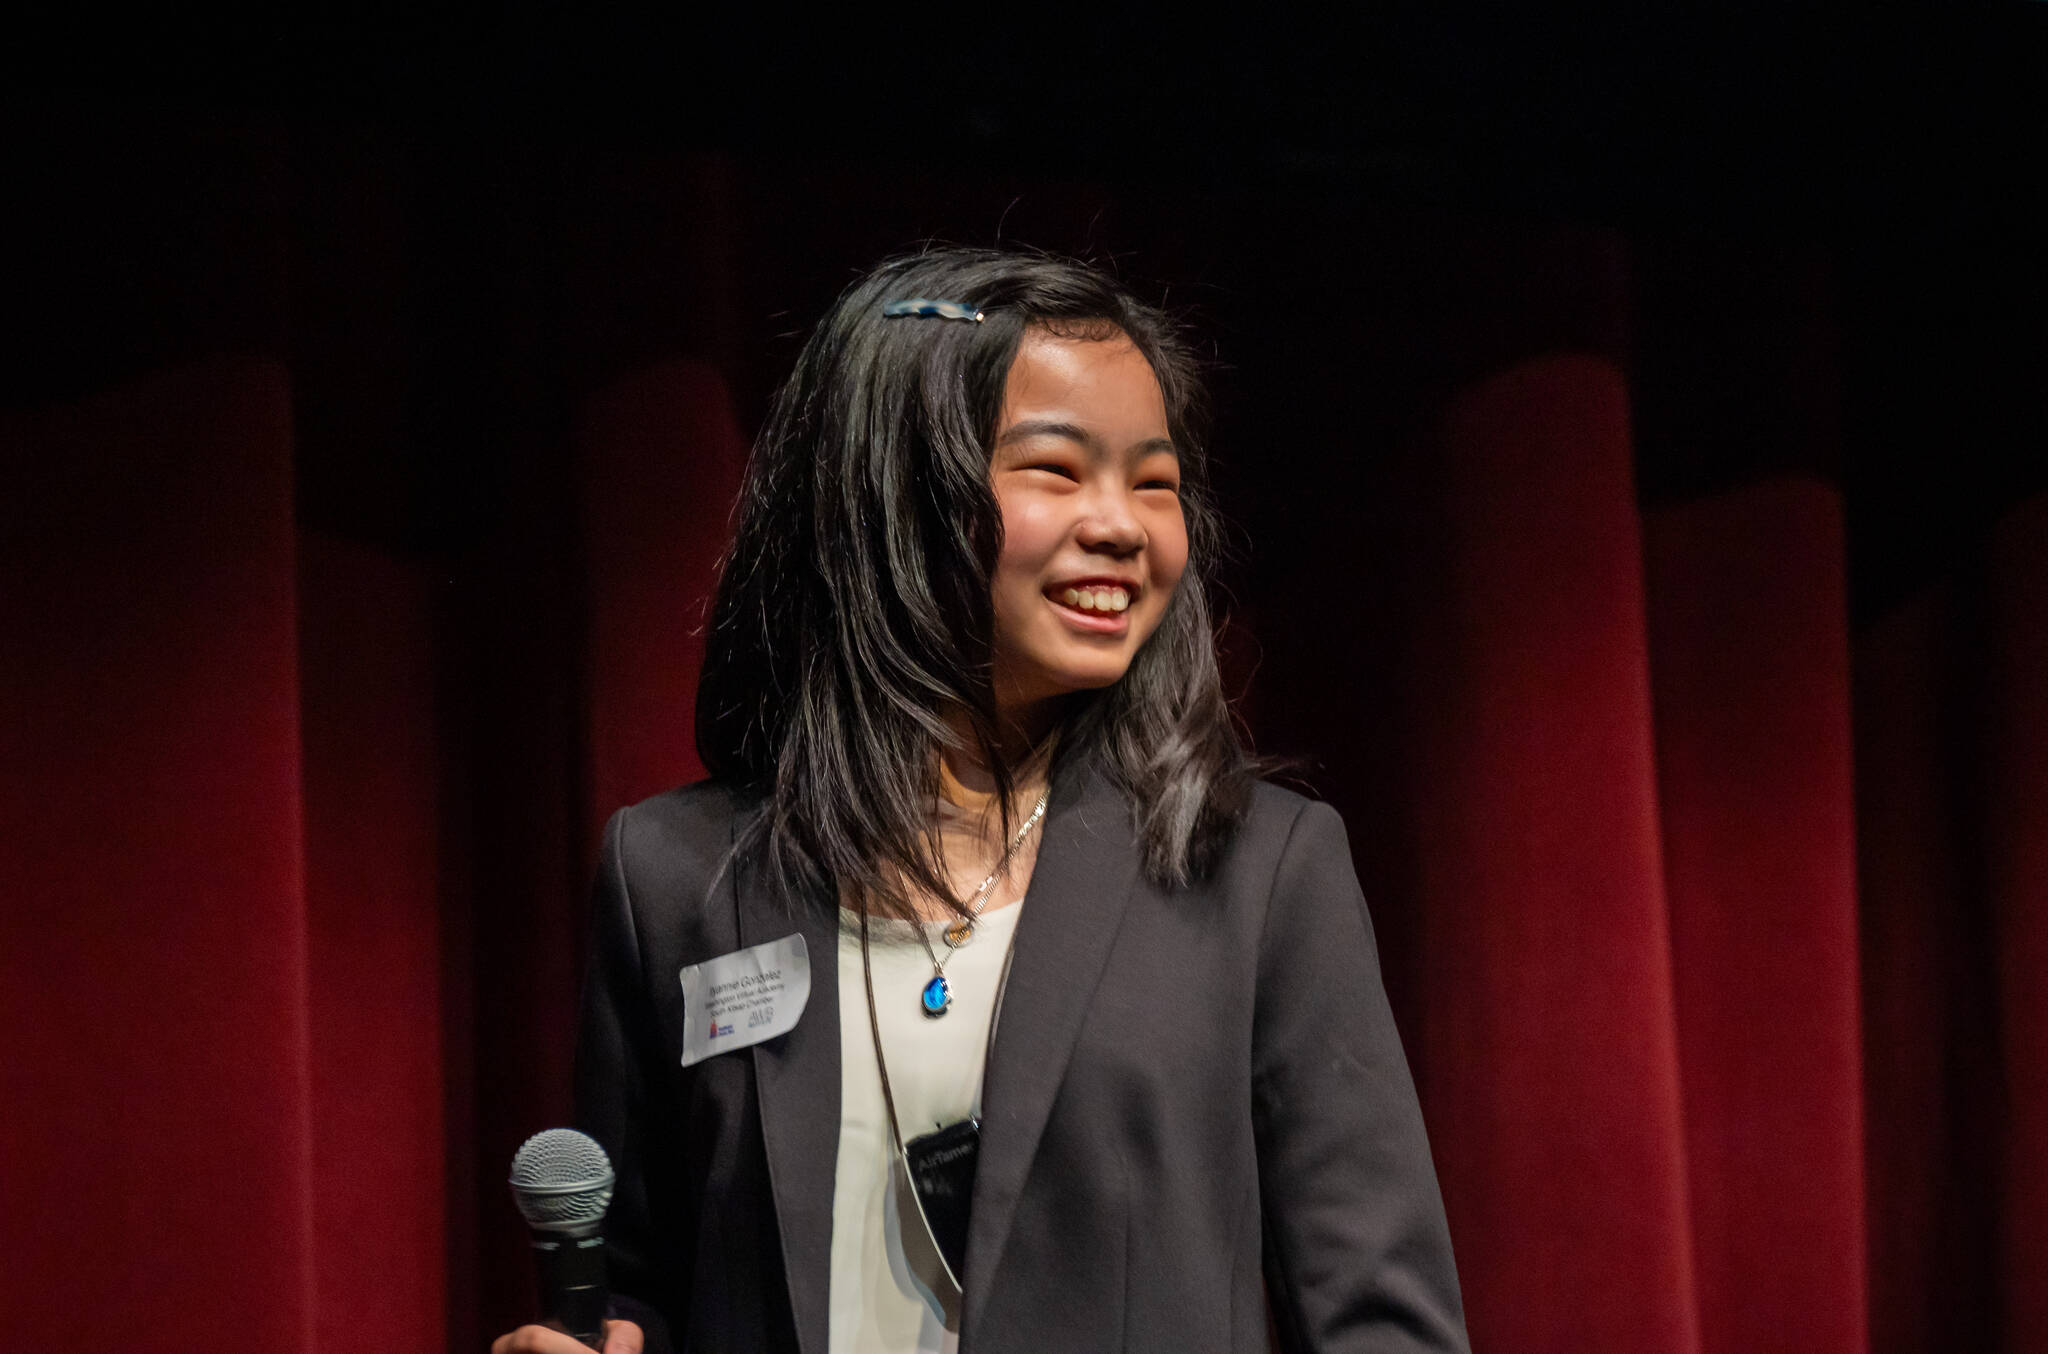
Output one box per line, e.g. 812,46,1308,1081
1,357,314,1353
1985,496,2048,1354
1402,355,1703,1354
578,358,749,843
1856,578,2006,1354
1644,479,1866,1354
298,532,448,1353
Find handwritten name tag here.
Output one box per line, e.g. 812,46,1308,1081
678,933,810,1067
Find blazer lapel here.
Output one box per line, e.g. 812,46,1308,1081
962,752,1140,1333
734,805,841,1354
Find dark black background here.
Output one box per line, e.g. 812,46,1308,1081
9,5,2045,624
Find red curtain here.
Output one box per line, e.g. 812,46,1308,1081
1985,500,2048,1353
1646,479,1864,1354
578,358,750,833
300,532,448,1352
4,127,2041,1354
1392,357,1703,1354
1856,502,2048,1354
3,357,315,1351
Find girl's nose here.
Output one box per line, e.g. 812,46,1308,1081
1076,488,1146,553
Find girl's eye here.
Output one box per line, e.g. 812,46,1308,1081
1028,463,1079,480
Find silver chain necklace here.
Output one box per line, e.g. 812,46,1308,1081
913,788,1048,1018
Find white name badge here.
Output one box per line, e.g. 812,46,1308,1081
678,933,811,1068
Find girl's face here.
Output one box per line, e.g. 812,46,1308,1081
987,327,1189,720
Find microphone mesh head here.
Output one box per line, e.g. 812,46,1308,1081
509,1128,616,1234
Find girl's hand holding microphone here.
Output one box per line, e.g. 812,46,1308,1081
491,1319,642,1354
504,1130,636,1354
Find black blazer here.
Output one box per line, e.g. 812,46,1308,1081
576,749,1469,1354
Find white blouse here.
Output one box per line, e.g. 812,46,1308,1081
827,900,1022,1354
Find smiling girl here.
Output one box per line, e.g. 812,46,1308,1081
494,249,1468,1354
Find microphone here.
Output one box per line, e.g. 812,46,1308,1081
510,1128,617,1350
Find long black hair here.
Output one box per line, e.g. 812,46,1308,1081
696,246,1257,922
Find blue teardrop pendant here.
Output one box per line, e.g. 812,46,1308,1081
920,974,952,1017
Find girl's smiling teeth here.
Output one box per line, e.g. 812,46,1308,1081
1057,586,1131,613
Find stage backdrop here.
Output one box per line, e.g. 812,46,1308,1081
4,121,2042,1354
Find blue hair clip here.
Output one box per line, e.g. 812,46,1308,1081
882,298,985,323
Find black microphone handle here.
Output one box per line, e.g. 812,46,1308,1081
532,1231,609,1349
